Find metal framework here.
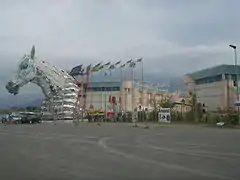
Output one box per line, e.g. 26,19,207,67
5,46,79,122
69,65,91,121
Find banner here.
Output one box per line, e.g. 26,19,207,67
158,108,171,123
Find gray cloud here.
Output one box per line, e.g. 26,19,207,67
0,0,240,96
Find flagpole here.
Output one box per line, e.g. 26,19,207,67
120,67,123,112
141,59,144,123
131,66,135,112
105,86,107,120
109,69,112,112
141,59,144,106
90,72,93,109
126,59,133,113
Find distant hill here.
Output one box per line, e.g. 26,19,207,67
0,94,43,109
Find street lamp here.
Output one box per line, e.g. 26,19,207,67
229,44,240,124
120,63,126,112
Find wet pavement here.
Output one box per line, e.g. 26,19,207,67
0,123,239,180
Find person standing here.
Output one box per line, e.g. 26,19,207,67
144,108,149,128
132,108,138,127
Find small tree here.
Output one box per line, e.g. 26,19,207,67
188,91,197,111
187,90,202,122
159,99,175,108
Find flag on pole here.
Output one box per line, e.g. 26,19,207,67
129,62,136,68
90,104,94,109
120,63,126,68
109,64,115,70
136,58,143,62
69,64,84,76
112,96,116,104
115,61,121,65
94,62,102,67
99,65,104,70
126,59,132,64
104,62,111,66
91,65,104,72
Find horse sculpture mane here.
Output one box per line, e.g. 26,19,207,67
6,46,79,120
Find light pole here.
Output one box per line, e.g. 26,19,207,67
103,61,111,119
129,61,136,112
108,64,115,113
120,63,126,112
136,58,143,122
229,44,240,124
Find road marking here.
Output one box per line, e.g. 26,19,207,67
0,132,96,144
176,142,216,147
187,149,240,158
136,135,237,161
98,137,236,180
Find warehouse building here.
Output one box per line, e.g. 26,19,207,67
86,80,169,112
184,64,240,111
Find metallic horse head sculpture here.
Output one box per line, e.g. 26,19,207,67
6,46,79,120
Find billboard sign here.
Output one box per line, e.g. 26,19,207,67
158,108,171,123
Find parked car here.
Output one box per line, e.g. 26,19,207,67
1,113,22,124
19,112,42,124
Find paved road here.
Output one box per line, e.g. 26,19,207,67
0,122,240,180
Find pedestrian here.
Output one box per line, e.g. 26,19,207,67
144,108,149,129
132,108,138,127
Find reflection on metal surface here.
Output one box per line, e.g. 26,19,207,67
5,46,79,120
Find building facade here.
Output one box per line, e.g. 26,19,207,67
86,80,169,112
184,64,240,111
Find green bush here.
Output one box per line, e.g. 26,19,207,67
226,113,238,125
183,111,195,122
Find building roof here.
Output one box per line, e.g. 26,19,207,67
186,64,240,80
90,81,121,88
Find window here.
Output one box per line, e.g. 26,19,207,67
231,74,240,81
196,75,222,85
88,87,120,91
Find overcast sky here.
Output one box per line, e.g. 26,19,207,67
0,0,240,96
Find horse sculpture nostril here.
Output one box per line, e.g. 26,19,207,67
5,81,19,95
6,82,12,89
7,81,13,86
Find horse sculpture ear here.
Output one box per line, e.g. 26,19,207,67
30,45,35,59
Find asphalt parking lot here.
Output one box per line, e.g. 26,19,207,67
0,122,240,180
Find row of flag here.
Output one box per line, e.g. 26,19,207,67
109,95,121,104
89,95,122,110
69,58,143,76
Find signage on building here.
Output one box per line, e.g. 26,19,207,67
158,108,171,123
232,87,240,93
234,101,240,107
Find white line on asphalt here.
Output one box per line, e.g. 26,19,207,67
136,135,237,161
98,137,236,180
0,132,96,144
187,149,240,157
176,141,216,147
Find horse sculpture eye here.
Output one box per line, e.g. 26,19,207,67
20,64,28,70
